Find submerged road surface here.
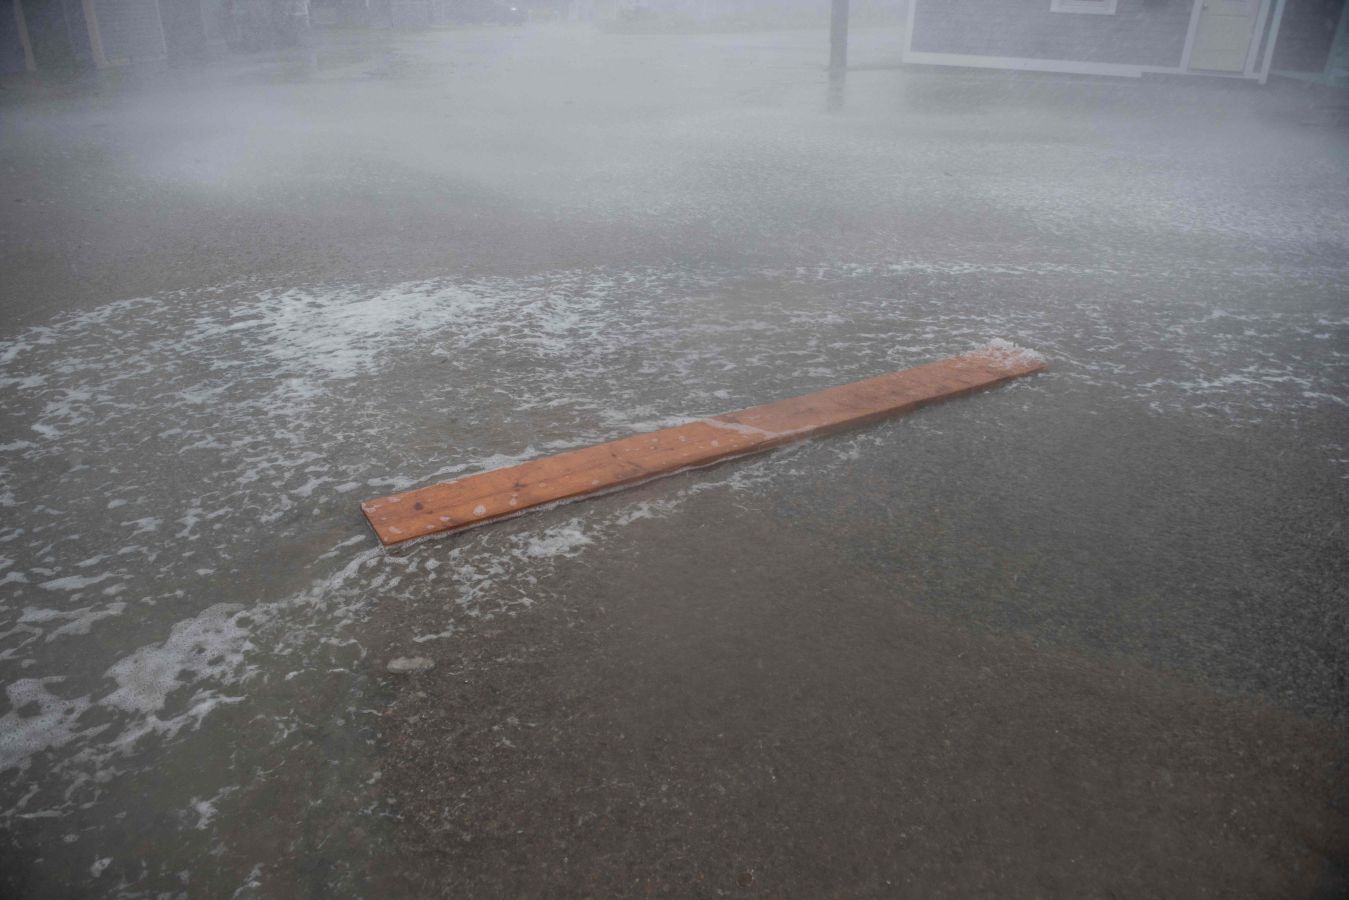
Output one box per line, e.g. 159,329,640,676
1,23,1347,897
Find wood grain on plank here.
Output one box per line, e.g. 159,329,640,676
361,344,1046,547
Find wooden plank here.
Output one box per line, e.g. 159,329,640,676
361,343,1046,547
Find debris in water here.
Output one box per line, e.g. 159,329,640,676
385,657,435,675
361,345,1047,547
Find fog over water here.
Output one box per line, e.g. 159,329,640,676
1,8,1347,897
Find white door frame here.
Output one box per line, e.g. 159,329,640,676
901,0,1288,83
12,0,36,71
1258,0,1289,83
1244,0,1274,75
1182,0,1275,77
1180,0,1206,71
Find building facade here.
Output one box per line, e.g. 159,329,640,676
3,0,229,75
902,0,1337,84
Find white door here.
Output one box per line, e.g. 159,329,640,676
1190,0,1261,72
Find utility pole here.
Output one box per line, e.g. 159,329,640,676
829,0,849,76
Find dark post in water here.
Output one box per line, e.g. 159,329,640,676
830,0,850,76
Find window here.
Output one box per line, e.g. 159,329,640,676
1051,0,1118,13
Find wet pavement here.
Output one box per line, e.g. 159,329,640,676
1,22,1347,898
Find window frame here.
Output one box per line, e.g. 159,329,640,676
1050,0,1119,14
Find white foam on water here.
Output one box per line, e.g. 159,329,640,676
0,257,1343,893
39,574,119,592
102,604,252,719
20,601,127,640
976,338,1047,369
0,678,102,775
518,524,593,559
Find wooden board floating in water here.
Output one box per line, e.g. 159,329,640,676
361,342,1047,548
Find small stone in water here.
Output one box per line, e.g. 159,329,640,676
386,656,435,674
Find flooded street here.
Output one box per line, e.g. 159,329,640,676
2,23,1347,897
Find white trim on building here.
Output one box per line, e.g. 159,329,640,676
903,0,1287,82
1050,0,1117,15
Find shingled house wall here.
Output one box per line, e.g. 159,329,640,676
96,0,168,64
910,0,1195,70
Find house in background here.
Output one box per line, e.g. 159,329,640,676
903,0,1346,85
2,0,230,76
1270,0,1348,84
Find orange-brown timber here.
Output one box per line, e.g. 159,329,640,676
361,346,1046,547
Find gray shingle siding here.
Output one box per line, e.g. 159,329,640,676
95,0,167,62
1272,0,1345,72
389,0,433,28
911,0,1194,69
202,0,229,42
63,0,97,64
2,0,28,74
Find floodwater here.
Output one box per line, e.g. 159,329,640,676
1,24,1347,898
